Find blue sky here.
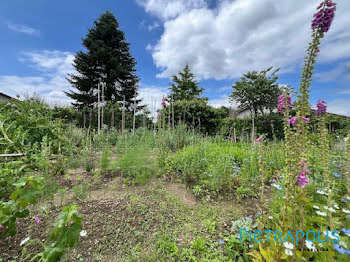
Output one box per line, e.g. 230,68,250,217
0,0,349,116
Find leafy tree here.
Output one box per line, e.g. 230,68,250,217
230,67,280,116
169,64,205,102
230,67,280,140
66,11,141,111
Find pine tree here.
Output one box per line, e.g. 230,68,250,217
66,11,141,111
169,64,204,102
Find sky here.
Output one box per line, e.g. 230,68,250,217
0,0,349,116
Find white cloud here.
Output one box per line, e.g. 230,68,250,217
142,0,350,80
0,50,74,105
315,61,350,82
136,0,207,21
209,94,235,108
137,84,169,119
7,23,39,35
327,99,350,116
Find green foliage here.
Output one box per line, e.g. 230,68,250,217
32,204,83,262
230,67,280,117
169,64,204,102
66,11,140,110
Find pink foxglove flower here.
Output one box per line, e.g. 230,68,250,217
278,94,292,114
288,117,297,125
302,116,310,122
35,216,40,224
161,98,167,109
312,0,336,33
256,136,262,143
316,99,327,116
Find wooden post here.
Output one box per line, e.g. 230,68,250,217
83,111,86,128
233,127,237,143
172,95,175,129
97,83,101,133
101,83,105,129
111,104,115,129
122,96,126,134
133,97,136,133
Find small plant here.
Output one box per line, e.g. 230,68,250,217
30,204,83,262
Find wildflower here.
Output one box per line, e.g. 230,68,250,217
269,178,277,184
296,170,309,187
324,231,339,240
284,242,294,250
285,249,293,256
278,94,291,114
272,184,282,191
55,117,60,121
334,203,340,209
316,211,327,217
288,117,297,126
302,116,310,122
316,189,328,195
305,240,317,252
324,206,336,213
20,237,30,246
342,209,350,214
35,216,40,224
0,225,5,233
243,158,249,162
312,0,337,33
256,136,262,143
219,239,224,245
333,173,341,178
313,205,320,209
341,198,348,203
157,112,162,118
341,228,350,237
268,216,273,220
316,99,327,116
333,244,350,255
161,98,167,109
274,169,280,174
80,230,87,237
89,112,93,118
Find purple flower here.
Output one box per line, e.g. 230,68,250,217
288,117,297,125
302,116,310,122
0,224,5,233
157,112,162,119
35,216,40,224
312,0,337,33
333,244,350,255
256,136,262,143
278,94,292,114
296,160,310,187
316,99,327,116
297,171,309,187
161,98,167,109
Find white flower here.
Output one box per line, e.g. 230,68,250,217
340,241,348,249
342,209,350,214
316,211,327,217
316,190,327,195
20,237,30,246
324,206,336,213
334,203,340,209
346,196,350,201
323,231,339,240
305,240,317,252
285,249,293,256
283,242,294,250
268,216,273,220
313,205,320,210
80,230,87,237
318,243,324,248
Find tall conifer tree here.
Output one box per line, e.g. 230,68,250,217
66,11,140,111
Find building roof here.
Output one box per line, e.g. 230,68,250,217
0,92,15,100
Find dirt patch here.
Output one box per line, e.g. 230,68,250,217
164,182,197,208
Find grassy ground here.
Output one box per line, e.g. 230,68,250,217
0,163,260,261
